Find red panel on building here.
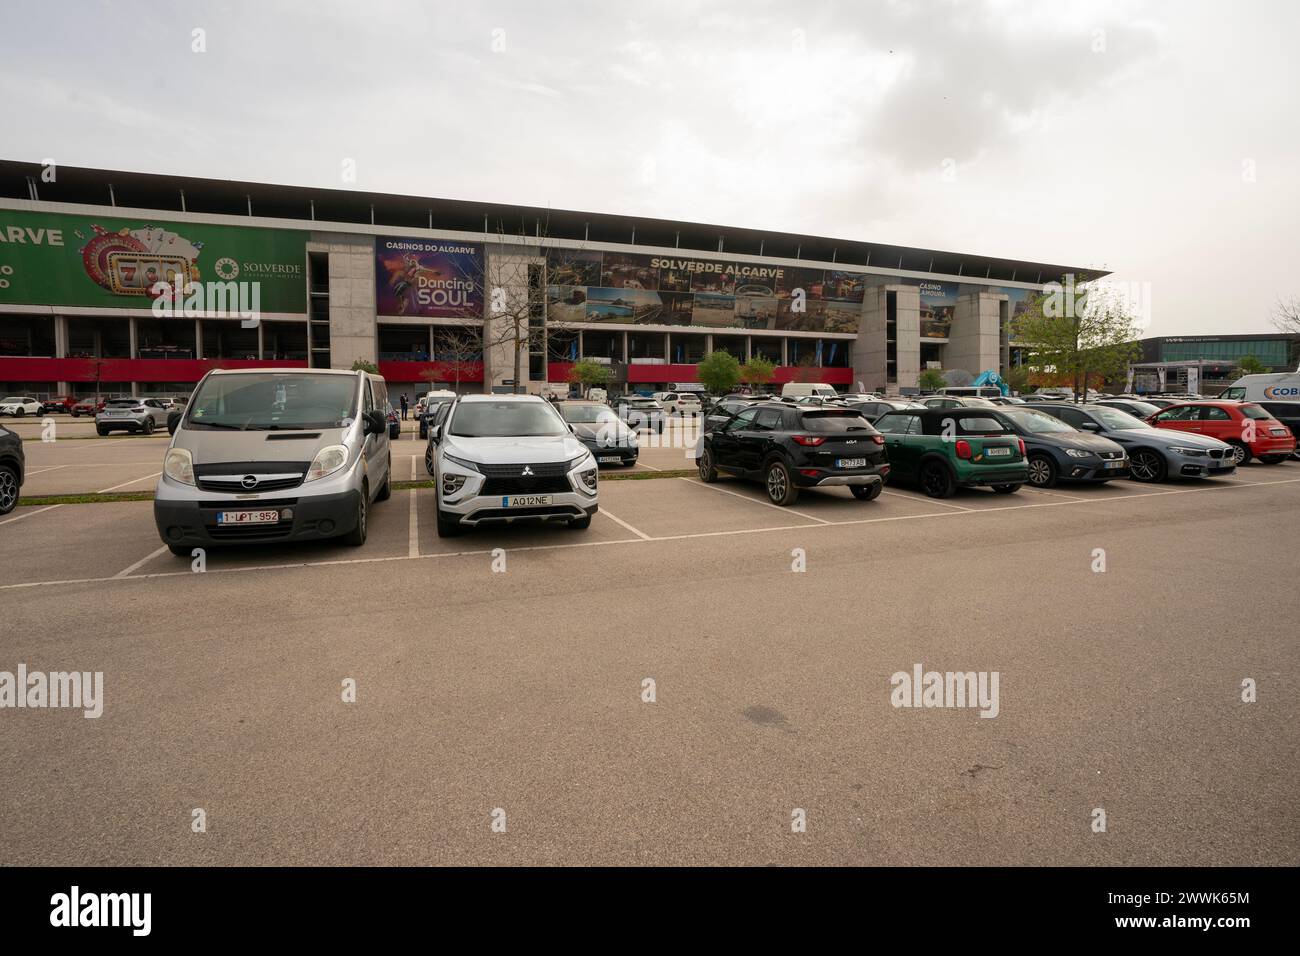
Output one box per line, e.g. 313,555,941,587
0,356,309,383
377,360,484,384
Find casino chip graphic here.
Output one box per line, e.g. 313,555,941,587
75,223,205,298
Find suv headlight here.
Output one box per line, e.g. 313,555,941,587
1064,448,1094,458
164,447,195,485
443,453,480,473
578,466,598,494
306,444,349,481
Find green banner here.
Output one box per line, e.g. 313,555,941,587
0,209,308,312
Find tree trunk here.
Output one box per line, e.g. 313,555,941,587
514,323,523,395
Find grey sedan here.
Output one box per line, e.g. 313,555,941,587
1032,403,1236,482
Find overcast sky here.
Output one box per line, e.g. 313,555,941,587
2,0,1296,336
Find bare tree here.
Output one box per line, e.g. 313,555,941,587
1272,295,1300,335
426,323,483,393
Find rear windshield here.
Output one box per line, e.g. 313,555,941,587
106,399,139,407
926,415,1011,436
799,412,877,433
1239,404,1273,420
450,401,568,437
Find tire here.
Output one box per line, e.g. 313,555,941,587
96,426,108,437
1026,454,1057,488
342,486,368,546
167,544,191,557
764,458,800,506
1227,441,1252,466
142,417,154,435
14,408,24,418
1128,447,1167,483
375,457,392,501
919,460,956,498
424,444,436,476
569,513,592,530
71,410,79,418
993,483,1021,494
698,446,718,482
0,463,18,515
1259,455,1286,465
850,481,883,501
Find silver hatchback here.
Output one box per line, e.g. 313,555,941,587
95,398,172,435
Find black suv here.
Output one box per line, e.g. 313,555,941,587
0,421,24,515
697,402,887,505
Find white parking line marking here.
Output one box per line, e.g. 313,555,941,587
678,477,830,524
881,490,973,511
0,504,62,526
115,545,169,578
408,488,420,557
1020,486,1087,501
96,472,161,494
2,475,1297,592
23,465,70,476
599,507,651,540
410,456,417,481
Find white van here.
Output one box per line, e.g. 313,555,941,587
939,385,1004,399
1218,372,1300,402
780,382,838,399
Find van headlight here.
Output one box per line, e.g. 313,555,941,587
306,444,349,481
163,447,195,485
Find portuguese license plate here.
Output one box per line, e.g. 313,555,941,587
598,456,622,463
1104,459,1124,468
503,495,553,508
987,446,1012,457
1271,428,1288,436
836,457,867,469
216,510,280,525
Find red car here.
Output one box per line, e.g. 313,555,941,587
1146,401,1296,465
70,398,104,417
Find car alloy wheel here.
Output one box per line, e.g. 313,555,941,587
698,448,717,482
1026,455,1055,487
0,466,17,515
1129,449,1163,482
766,462,788,502
920,462,954,498
1227,442,1249,465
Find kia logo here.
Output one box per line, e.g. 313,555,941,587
240,475,259,489
521,466,534,476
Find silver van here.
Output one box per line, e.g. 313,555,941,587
154,368,392,555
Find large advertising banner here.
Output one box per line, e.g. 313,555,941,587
375,237,483,318
917,280,959,339
544,249,865,334
0,209,308,312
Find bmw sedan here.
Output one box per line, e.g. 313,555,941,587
1032,403,1235,482
989,406,1128,487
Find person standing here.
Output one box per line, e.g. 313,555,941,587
399,393,409,420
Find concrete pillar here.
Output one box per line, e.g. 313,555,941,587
894,285,922,391
326,237,378,371
257,321,265,360
852,285,889,391
946,292,1002,381
195,319,203,359
54,314,70,393
781,337,788,366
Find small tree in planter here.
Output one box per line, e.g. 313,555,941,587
740,356,776,393
918,368,947,392
350,359,380,374
567,359,610,396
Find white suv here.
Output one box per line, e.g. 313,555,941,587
0,396,41,417
654,391,703,417
426,394,598,537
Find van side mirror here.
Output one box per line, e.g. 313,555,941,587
167,410,181,435
364,410,387,435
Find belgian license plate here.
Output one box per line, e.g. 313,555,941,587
503,495,553,507
836,457,867,469
598,455,622,463
216,510,280,525
987,446,1012,457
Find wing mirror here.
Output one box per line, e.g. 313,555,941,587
364,410,387,435
429,423,443,444
167,410,181,435
1080,421,1101,431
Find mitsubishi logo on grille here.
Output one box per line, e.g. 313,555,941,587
241,475,259,489
521,466,534,476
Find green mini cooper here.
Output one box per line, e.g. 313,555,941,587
873,407,1028,498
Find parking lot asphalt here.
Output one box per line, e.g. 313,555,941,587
2,463,1297,866
11,417,700,497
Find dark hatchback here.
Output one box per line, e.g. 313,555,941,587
989,406,1128,487
697,403,888,505
1253,400,1300,459
0,422,23,515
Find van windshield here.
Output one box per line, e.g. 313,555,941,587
186,373,359,430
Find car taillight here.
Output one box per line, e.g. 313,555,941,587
871,435,885,445
1017,437,1026,456
955,439,972,459
791,435,825,446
